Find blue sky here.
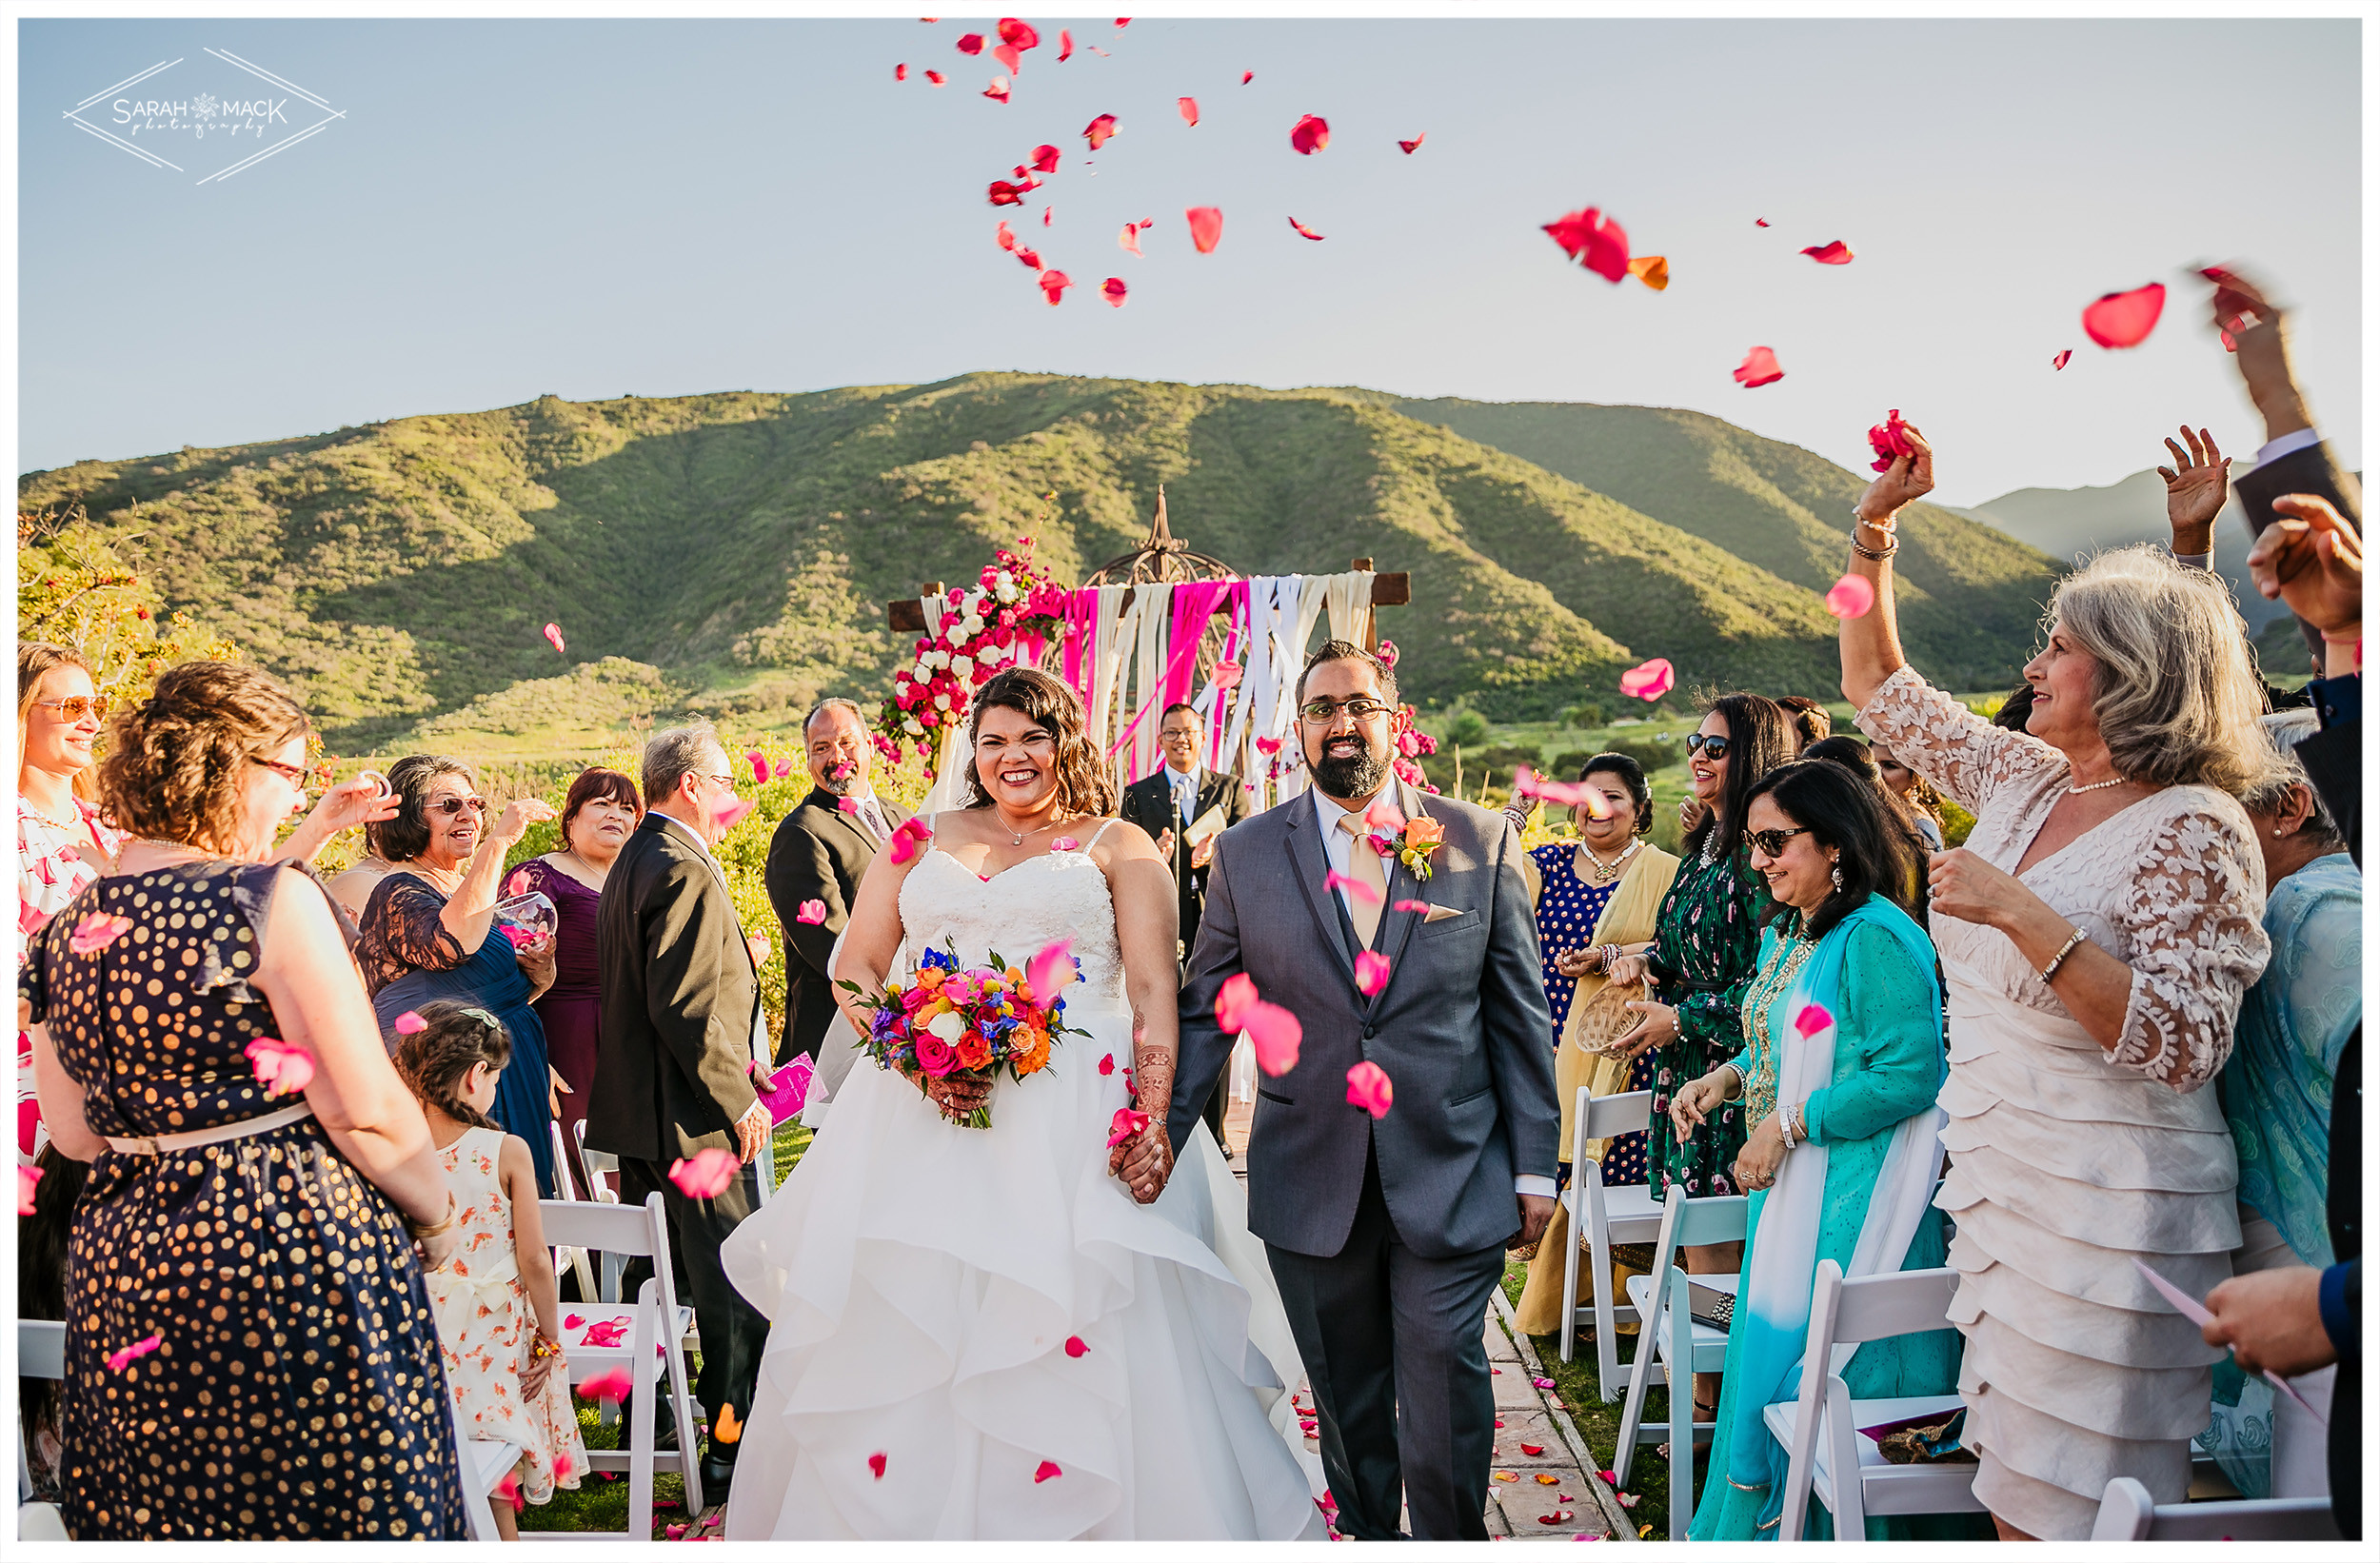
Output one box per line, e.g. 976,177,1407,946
17,13,2361,505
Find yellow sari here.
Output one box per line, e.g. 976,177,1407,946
1511,840,1680,1338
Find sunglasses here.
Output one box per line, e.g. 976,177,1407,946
1685,733,1732,761
1299,698,1394,724
33,695,109,723
426,794,488,816
1743,826,1813,858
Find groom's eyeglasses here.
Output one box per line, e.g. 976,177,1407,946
1743,826,1812,858
1299,698,1393,724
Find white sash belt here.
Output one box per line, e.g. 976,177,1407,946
104,1101,315,1156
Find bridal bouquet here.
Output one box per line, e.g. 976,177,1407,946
839,940,1083,1129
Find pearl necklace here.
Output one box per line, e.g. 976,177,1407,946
1576,837,1642,886
2066,776,2130,795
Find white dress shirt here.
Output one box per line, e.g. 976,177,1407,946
1308,791,1557,1204
1163,762,1201,827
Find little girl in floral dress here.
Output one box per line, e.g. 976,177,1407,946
396,1001,585,1538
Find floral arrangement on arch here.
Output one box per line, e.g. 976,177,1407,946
875,535,1071,775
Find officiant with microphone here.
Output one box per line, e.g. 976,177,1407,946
1120,702,1249,1143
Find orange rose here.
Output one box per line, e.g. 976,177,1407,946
1403,817,1445,846
1013,1026,1052,1076
956,1030,993,1071
916,967,946,992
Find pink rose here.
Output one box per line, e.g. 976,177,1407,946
913,1030,960,1078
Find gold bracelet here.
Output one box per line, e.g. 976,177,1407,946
2037,926,2090,984
407,1191,458,1240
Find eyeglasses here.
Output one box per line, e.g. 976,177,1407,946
1299,698,1394,724
427,794,488,816
1743,826,1813,858
32,695,109,723
1686,733,1732,761
250,756,311,793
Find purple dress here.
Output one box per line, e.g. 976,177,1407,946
515,860,604,1191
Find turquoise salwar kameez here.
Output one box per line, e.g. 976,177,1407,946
1686,899,1968,1541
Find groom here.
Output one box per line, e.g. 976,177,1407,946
1166,640,1558,1541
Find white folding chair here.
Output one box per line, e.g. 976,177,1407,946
448,1383,524,1541
2090,1475,2341,1541
518,1193,704,1536
569,1120,628,1304
1768,1259,1983,1540
1612,1184,1748,1535
16,1319,68,1540
1557,1089,1665,1402
545,1121,603,1304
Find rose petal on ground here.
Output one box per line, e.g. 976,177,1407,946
1345,1059,1394,1117
1102,276,1128,307
1619,658,1676,701
1733,346,1784,387
1246,1000,1302,1075
1083,112,1119,149
1288,216,1325,241
1626,254,1669,290
2082,281,2166,348
1179,95,1199,126
1493,1471,1519,1483
1533,1375,1556,1389
1521,1443,1546,1456
668,1147,739,1199
1801,240,1854,265
1289,113,1330,154
1398,132,1425,153
1186,206,1223,253
1825,574,1875,620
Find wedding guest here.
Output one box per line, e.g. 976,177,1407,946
2200,712,2358,1499
1508,753,1680,1335
510,766,641,1197
1775,694,1832,752
1842,421,2278,1541
20,660,466,1538
764,699,908,1086
1669,759,1960,1540
1872,741,1946,850
1119,702,1249,1149
588,722,772,1505
1604,692,1790,1413
1804,734,1934,915
354,756,562,1197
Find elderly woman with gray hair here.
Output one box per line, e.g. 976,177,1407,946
1838,422,2282,1540
354,755,562,1195
2198,710,2360,1500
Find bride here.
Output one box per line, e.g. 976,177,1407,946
721,668,1323,1540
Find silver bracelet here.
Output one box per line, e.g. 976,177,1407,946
1777,1103,1798,1153
2038,926,2090,984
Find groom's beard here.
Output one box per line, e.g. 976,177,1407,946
1310,737,1392,801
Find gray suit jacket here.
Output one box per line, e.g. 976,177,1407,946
1169,782,1558,1259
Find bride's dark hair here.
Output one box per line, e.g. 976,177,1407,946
962,667,1118,817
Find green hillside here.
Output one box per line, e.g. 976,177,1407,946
18,375,2060,753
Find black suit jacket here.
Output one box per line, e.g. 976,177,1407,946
1118,766,1250,959
763,787,910,1066
586,813,764,1163
2233,438,2363,668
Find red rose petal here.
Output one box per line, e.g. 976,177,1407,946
1101,276,1128,307
1733,346,1784,387
1287,216,1325,241
982,75,1010,104
1083,112,1118,149
1289,113,1330,154
2081,282,2166,349
1064,1335,1088,1357
1865,407,1915,472
923,69,946,86
1118,222,1144,257
957,32,983,54
868,1452,888,1479
544,622,566,654
1034,1459,1062,1483
1015,247,1041,269
1241,69,1254,84
1541,207,1629,283
1037,267,1073,305
1801,239,1854,265
995,219,1018,250
895,63,909,81
993,43,1021,73
1179,96,1199,126
1619,658,1676,702
1755,216,1769,227
1398,132,1425,153
1186,206,1223,253
998,18,1039,50
1345,1059,1394,1117
1030,143,1060,173
988,180,1026,207
1520,1443,1546,1455
1795,1002,1834,1038
1059,29,1074,61
1099,1053,1115,1075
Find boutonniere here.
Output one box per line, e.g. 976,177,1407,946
1364,804,1446,881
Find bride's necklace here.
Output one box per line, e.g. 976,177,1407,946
1576,837,1641,886
990,806,1061,847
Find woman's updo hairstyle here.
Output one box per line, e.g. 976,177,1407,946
962,667,1118,817
96,660,309,856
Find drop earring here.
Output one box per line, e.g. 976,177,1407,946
1830,861,1844,892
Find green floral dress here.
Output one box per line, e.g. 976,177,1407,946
1643,835,1769,1198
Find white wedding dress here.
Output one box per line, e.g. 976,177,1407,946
721,825,1325,1540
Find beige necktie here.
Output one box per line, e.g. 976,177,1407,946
1335,814,1388,949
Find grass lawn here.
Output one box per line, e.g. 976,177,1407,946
1501,1257,1676,1540
513,1119,818,1533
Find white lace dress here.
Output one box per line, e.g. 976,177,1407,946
1856,668,2270,1539
719,825,1323,1540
